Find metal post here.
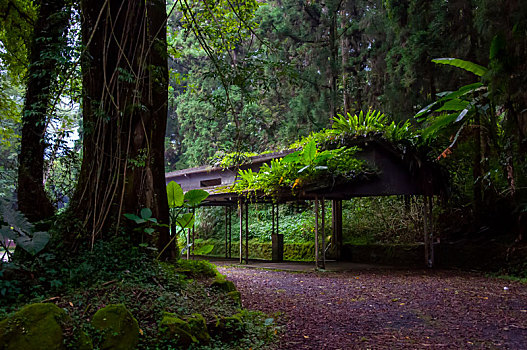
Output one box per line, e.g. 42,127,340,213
272,203,275,236
314,196,319,269
225,206,228,258
191,208,195,258
321,197,326,269
228,206,232,258
239,200,243,264
186,228,190,260
276,204,279,238
428,196,434,268
245,201,249,264
332,200,343,261
423,196,430,267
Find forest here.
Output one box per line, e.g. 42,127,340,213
0,0,526,349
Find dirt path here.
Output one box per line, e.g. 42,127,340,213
217,265,527,349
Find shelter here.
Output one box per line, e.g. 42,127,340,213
166,137,446,268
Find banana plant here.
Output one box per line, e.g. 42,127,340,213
414,57,490,154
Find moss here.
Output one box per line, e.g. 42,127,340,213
191,238,317,261
91,304,139,350
210,276,237,292
210,314,244,341
173,259,217,278
158,312,197,347
0,303,68,350
227,291,242,306
186,313,210,344
75,331,93,350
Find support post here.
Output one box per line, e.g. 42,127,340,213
239,200,243,264
314,196,319,269
228,206,232,258
186,227,190,260
271,203,275,236
423,196,434,268
321,197,326,269
225,206,228,259
428,196,434,267
245,201,249,264
332,200,343,260
271,203,284,262
191,208,195,258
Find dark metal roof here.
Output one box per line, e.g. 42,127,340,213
165,139,446,206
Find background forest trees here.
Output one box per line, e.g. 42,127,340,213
0,0,525,247
166,0,526,237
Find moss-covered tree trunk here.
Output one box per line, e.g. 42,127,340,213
70,0,173,257
17,0,70,221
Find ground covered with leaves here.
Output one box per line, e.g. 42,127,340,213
218,265,527,349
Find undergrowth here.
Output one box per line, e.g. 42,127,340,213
0,233,278,349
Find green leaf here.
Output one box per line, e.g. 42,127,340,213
123,213,145,224
15,231,50,255
167,181,184,208
303,139,316,163
0,226,17,241
140,208,152,219
415,83,483,119
184,189,209,206
432,58,488,77
176,213,195,228
194,244,214,255
436,99,470,112
281,150,301,164
0,199,34,235
144,228,155,235
422,113,459,139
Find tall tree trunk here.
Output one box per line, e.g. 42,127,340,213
329,4,338,123
17,0,69,221
340,9,350,116
70,0,172,257
473,112,483,227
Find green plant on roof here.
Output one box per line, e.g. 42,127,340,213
290,109,417,150
233,138,369,197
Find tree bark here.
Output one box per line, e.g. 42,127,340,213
17,0,69,221
70,0,172,257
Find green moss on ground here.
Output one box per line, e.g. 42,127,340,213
91,304,139,350
158,312,197,347
0,303,68,350
211,275,237,292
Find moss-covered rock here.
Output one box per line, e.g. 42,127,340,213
158,312,197,347
227,291,242,306
91,304,139,350
210,276,237,292
209,314,244,341
0,303,68,350
75,331,94,350
186,313,210,344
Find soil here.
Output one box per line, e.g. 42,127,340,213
217,265,527,349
